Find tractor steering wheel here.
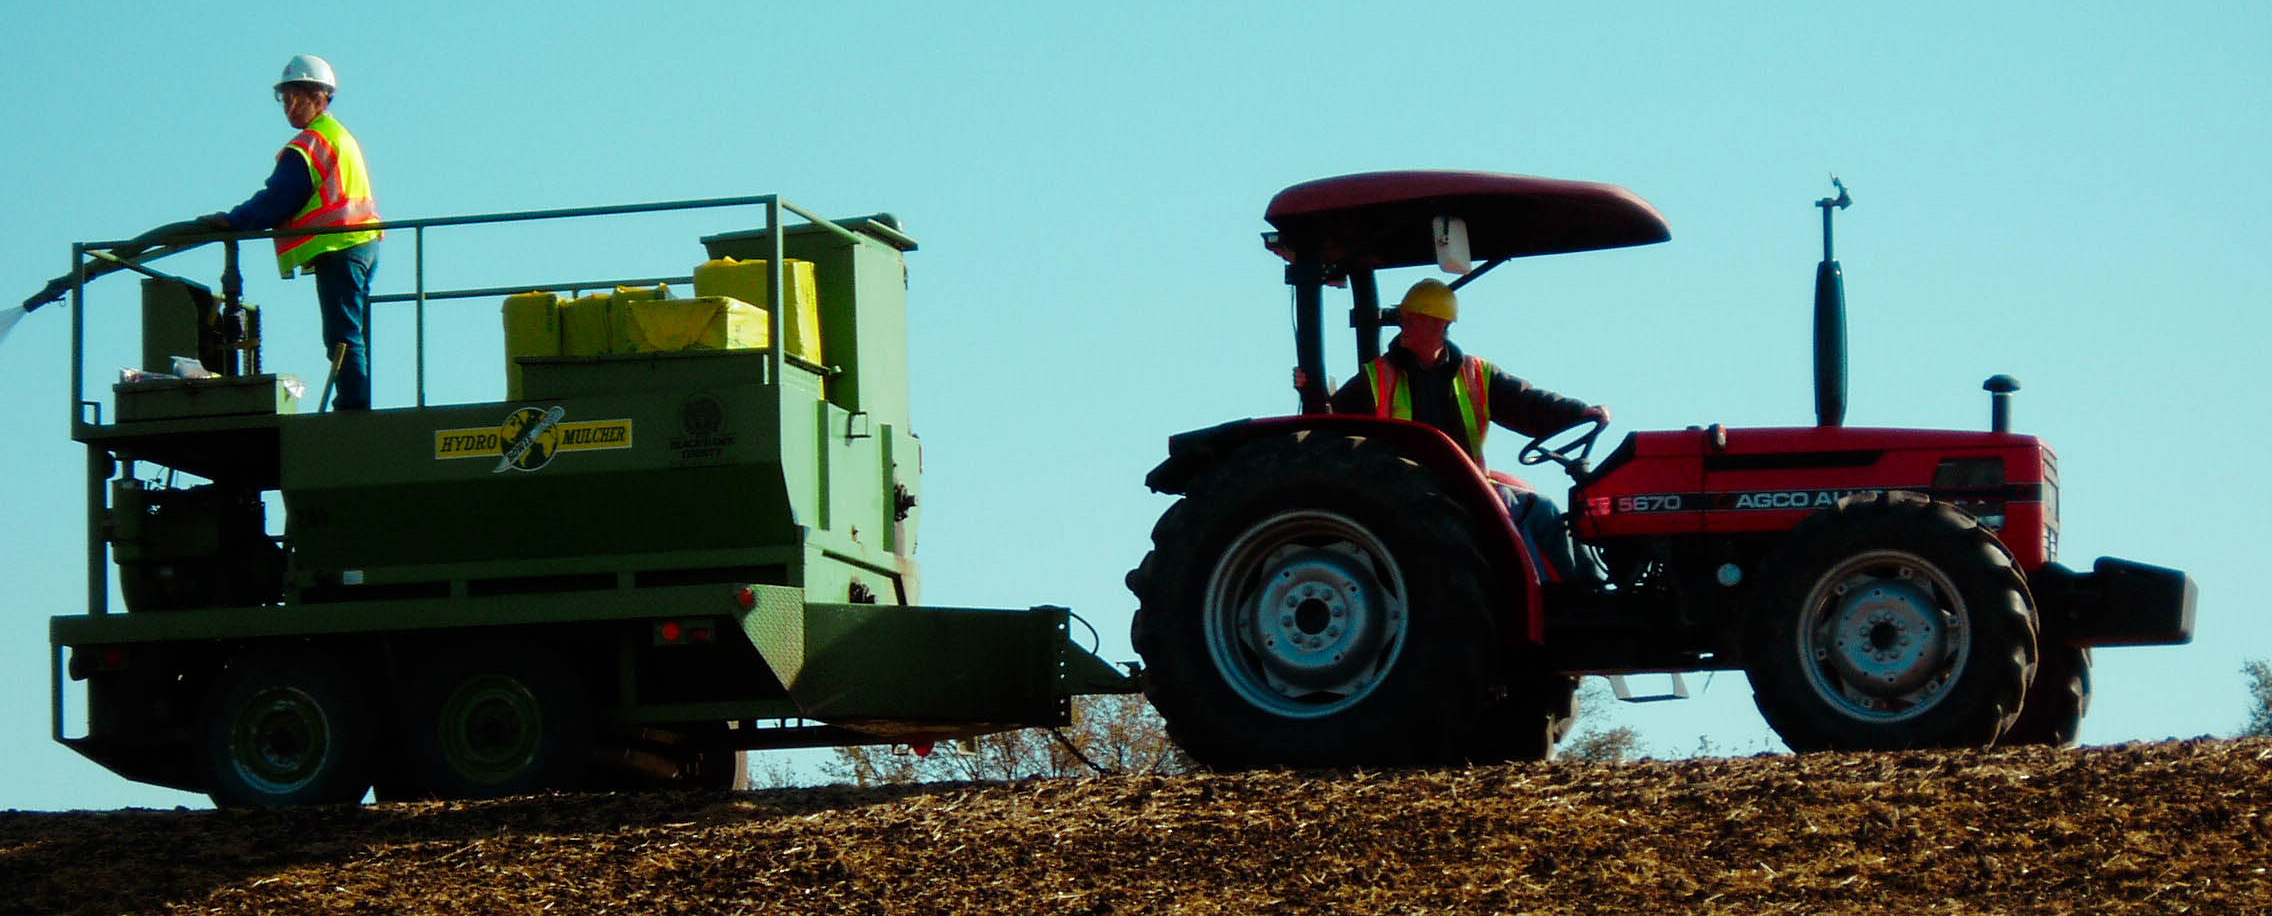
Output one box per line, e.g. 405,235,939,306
1518,417,1607,478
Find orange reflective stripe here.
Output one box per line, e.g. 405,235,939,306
1364,359,1415,420
1367,360,1397,419
1458,356,1491,452
1467,357,1491,419
278,198,378,254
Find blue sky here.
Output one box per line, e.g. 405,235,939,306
1,2,2264,810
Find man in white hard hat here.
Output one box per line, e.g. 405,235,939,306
1296,278,1609,582
200,54,383,410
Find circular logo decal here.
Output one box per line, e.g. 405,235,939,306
496,406,565,472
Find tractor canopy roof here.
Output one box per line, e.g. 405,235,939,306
1265,170,1669,271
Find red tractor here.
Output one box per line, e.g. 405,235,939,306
1129,171,2194,767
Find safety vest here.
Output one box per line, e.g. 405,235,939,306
273,112,381,278
1364,354,1493,461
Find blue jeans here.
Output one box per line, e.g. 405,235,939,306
1497,483,1584,584
310,242,378,410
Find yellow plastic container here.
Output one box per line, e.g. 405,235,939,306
501,291,561,399
622,296,771,353
692,258,821,364
560,292,612,356
608,283,673,355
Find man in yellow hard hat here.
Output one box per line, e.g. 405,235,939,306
199,54,383,410
1298,278,1608,581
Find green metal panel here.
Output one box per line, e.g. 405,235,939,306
113,375,300,423
51,582,753,645
737,586,1120,734
702,220,913,426
139,277,209,375
280,366,795,578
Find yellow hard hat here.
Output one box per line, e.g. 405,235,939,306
1399,279,1458,322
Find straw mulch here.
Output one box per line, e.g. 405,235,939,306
3,738,2266,915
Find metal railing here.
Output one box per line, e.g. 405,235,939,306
66,193,871,411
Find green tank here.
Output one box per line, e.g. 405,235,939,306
42,197,1132,808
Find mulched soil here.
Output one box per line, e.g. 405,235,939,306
3,738,2267,915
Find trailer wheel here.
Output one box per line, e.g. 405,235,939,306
2003,645,2091,746
197,650,375,808
1746,492,2036,751
1130,432,1520,769
397,648,590,799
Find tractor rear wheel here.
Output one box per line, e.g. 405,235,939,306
197,649,375,808
1129,432,1534,769
1745,492,2037,751
394,647,590,800
2003,645,2090,746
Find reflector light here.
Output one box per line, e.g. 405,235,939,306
735,587,757,610
911,741,935,758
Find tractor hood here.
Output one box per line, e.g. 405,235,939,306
1265,170,1669,271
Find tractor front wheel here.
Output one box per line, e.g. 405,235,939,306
1745,492,2037,751
1130,432,1534,769
2003,645,2090,746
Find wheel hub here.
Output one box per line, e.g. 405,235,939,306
1246,546,1396,695
231,687,329,791
1799,549,1971,722
440,675,543,784
1204,510,1408,719
1822,577,1948,695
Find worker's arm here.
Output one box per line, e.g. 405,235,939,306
215,150,313,231
1485,364,1598,438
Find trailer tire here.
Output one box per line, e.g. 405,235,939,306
396,647,591,800
2003,645,2090,746
1746,491,2037,751
197,649,375,809
1129,432,1521,769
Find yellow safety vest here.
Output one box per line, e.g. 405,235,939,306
1364,354,1494,462
274,112,381,278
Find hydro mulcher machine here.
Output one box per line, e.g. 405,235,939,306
29,196,1132,808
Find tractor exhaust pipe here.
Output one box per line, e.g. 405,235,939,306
1813,178,1852,428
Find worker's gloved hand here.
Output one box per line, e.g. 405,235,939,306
1581,404,1613,425
195,212,231,231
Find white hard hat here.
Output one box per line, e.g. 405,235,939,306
275,54,337,93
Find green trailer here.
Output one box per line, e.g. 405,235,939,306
39,196,1133,807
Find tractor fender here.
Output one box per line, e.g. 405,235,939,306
1144,415,1547,645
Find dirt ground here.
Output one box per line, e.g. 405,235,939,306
4,738,2267,916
